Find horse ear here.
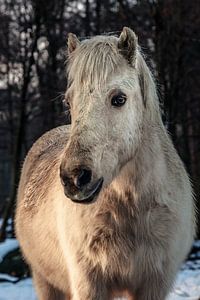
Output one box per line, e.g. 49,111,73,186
67,33,80,55
118,27,138,66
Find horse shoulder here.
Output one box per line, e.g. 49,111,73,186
16,125,71,215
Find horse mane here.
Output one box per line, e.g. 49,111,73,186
136,51,161,122
67,36,125,89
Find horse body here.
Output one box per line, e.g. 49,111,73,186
15,28,195,300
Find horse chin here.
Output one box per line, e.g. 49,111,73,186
65,177,104,204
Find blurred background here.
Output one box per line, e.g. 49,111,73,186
0,0,199,281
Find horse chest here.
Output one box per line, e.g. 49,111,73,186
85,212,137,276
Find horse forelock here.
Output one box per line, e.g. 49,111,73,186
67,36,126,90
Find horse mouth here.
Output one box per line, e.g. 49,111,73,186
65,177,104,204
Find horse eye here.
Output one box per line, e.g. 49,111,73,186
111,92,127,107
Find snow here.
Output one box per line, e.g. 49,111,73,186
0,239,19,262
0,239,200,300
167,269,200,300
0,278,37,300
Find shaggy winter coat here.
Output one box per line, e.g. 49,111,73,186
15,27,196,300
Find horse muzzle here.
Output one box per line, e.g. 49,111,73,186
64,177,103,204
60,165,103,203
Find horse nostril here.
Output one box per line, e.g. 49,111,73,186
74,168,92,189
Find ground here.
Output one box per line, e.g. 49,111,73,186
0,239,200,300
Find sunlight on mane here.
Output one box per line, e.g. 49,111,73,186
67,36,125,89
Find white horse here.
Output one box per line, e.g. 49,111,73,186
15,27,196,300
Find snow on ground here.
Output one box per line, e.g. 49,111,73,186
0,278,36,300
0,239,200,300
0,239,19,262
167,269,200,300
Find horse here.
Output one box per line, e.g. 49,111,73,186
15,27,196,300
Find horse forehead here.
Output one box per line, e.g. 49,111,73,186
71,85,106,100
75,75,135,97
